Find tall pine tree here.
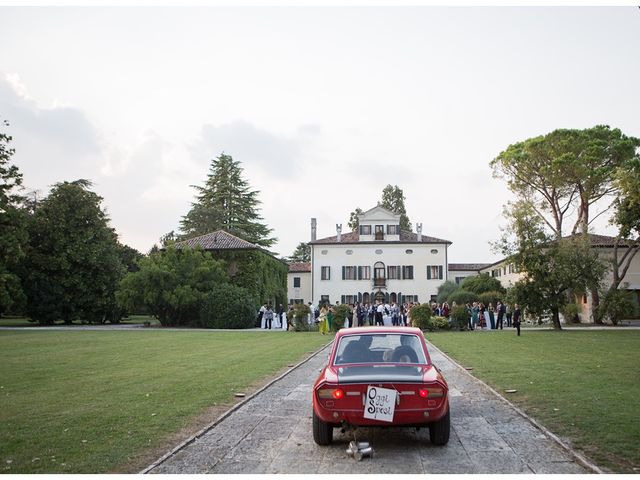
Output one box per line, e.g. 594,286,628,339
180,153,276,248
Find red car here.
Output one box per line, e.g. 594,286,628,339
312,326,450,446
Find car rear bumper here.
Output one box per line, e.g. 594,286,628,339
314,399,449,427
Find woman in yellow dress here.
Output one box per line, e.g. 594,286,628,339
318,305,329,335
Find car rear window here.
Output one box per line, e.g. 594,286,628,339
333,334,427,365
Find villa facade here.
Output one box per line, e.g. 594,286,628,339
307,205,452,306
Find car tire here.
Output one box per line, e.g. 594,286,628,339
429,408,450,446
312,411,333,445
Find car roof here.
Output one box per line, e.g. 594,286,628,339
335,326,424,338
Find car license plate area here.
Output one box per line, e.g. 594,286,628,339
363,386,397,422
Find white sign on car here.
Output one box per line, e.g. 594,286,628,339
363,386,397,422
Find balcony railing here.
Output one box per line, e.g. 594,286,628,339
373,277,386,287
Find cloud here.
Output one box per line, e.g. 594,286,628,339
0,73,103,189
189,120,321,179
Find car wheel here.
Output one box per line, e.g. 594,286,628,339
429,408,450,446
312,411,333,445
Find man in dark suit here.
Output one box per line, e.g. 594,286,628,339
513,304,522,336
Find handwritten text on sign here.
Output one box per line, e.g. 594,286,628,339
363,386,397,422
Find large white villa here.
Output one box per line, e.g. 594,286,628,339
300,205,456,306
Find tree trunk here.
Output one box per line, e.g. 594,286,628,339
551,306,562,330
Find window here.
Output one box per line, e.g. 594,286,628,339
405,249,413,254
404,295,419,303
293,277,301,288
387,224,400,235
388,265,400,279
289,298,304,305
359,266,371,280
375,249,383,254
346,249,353,255
402,265,414,280
334,334,427,365
342,295,356,305
321,266,330,280
455,276,465,285
430,249,438,254
321,250,328,255
342,266,357,280
375,225,384,240
427,265,443,280
491,268,502,277
359,225,372,235
321,295,330,304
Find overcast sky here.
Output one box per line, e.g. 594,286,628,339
1,7,638,262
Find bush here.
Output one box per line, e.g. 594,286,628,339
198,284,258,329
561,302,581,324
332,304,351,331
449,304,469,331
292,303,311,331
431,316,450,330
598,289,637,325
410,303,433,331
478,291,503,308
448,289,476,306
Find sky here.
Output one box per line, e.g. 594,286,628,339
1,6,639,263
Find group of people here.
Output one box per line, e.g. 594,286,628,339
306,300,420,333
259,298,523,336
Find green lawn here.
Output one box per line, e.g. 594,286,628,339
426,330,640,473
0,330,331,473
0,315,160,327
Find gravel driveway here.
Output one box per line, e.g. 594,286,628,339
146,340,594,474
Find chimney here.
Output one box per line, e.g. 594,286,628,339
417,223,422,242
336,224,342,243
311,218,317,242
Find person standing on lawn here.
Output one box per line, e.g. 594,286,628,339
264,305,274,330
513,304,522,336
488,302,496,330
496,301,505,330
276,304,284,328
326,306,334,332
318,305,328,335
505,303,512,327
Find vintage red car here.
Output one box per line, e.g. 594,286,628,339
312,326,450,446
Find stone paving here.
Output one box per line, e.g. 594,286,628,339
147,341,592,474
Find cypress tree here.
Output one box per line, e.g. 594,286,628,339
180,153,276,248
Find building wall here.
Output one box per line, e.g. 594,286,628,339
479,262,524,289
287,271,311,305
311,242,448,305
448,270,480,285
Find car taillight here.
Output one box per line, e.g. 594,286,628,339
318,388,344,399
419,387,445,398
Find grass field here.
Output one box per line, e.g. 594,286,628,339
0,330,331,473
426,329,640,473
0,315,161,327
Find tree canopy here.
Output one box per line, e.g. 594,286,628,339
0,120,28,314
180,153,276,248
287,242,311,263
24,180,124,324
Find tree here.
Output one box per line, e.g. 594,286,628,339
501,203,605,330
607,156,640,295
436,280,459,304
180,153,276,248
24,180,124,324
288,242,311,263
116,247,228,326
117,243,143,273
460,274,506,295
0,120,28,314
348,207,363,231
492,126,640,316
381,185,411,231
